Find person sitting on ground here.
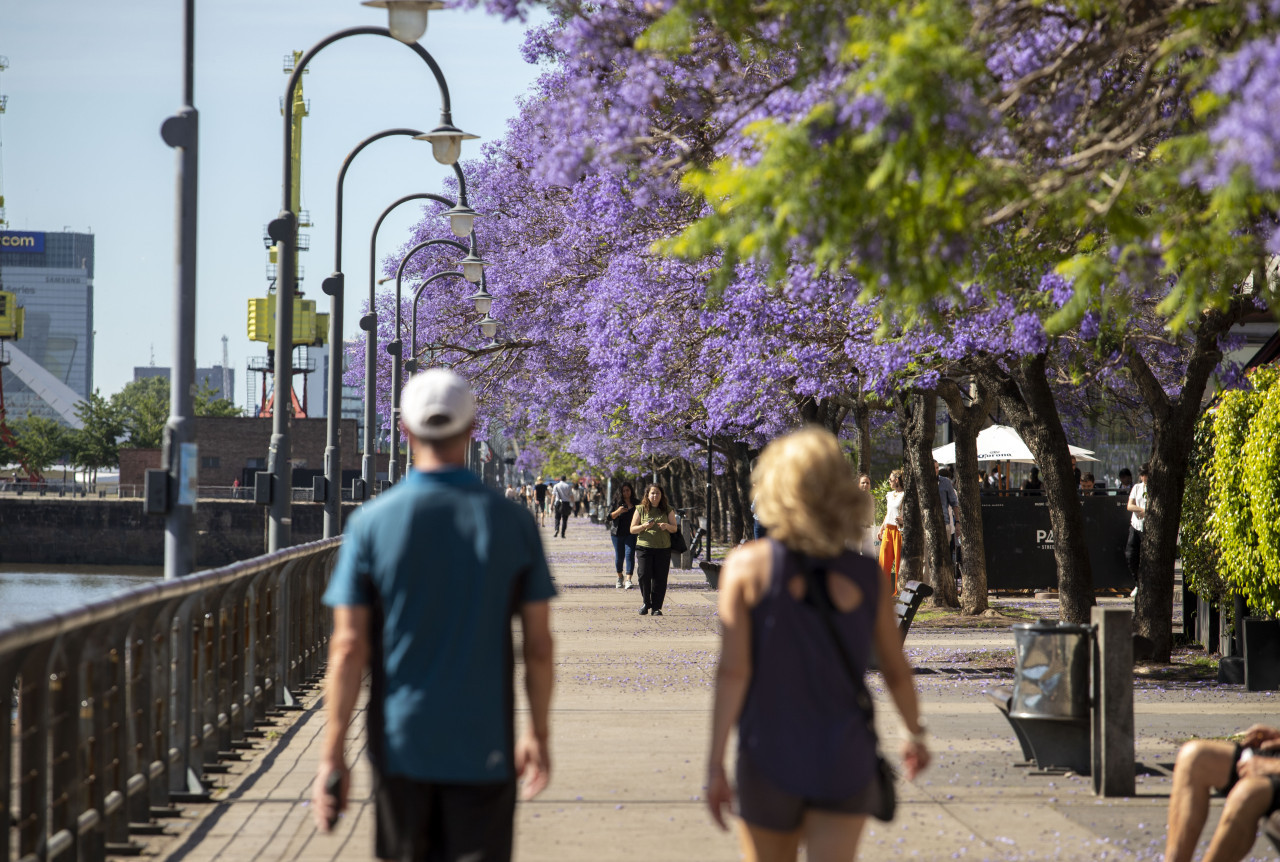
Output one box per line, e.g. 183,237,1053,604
706,428,929,861
1165,724,1280,862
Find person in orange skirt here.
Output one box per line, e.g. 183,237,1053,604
878,469,905,595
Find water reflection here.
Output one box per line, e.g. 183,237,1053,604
0,566,162,627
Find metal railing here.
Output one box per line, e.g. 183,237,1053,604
0,538,340,862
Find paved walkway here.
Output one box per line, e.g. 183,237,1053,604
144,514,1280,862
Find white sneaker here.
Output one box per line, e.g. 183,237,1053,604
1130,587,1138,598
625,581,633,590
616,577,624,589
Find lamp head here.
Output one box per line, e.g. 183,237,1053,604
414,123,479,166
443,202,480,238
478,315,498,339
459,251,487,284
361,0,443,43
467,286,493,315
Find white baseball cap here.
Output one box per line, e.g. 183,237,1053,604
401,368,476,440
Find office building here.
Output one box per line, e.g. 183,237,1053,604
133,365,236,403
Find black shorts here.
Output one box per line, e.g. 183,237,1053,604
1220,744,1280,815
735,751,881,832
373,770,516,862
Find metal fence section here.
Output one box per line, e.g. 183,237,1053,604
0,537,340,862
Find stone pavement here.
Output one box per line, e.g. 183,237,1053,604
141,512,1280,862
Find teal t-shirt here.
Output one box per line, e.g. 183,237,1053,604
323,467,556,784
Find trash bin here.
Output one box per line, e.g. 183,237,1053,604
1005,620,1094,773
1010,620,1092,721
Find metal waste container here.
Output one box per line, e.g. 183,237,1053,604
1010,620,1092,721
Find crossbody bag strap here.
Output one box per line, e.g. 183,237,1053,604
797,552,878,733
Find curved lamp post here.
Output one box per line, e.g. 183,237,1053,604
321,134,479,538
384,236,492,483
359,189,486,491
264,20,476,552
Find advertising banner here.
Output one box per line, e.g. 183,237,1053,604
0,231,45,253
980,495,1133,591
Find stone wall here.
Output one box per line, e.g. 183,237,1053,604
0,498,358,567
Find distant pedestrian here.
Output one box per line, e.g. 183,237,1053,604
1126,463,1149,598
857,473,876,557
609,483,638,590
552,476,574,538
935,460,958,560
573,483,585,518
534,478,548,527
313,368,555,861
878,470,905,596
706,428,929,859
1115,468,1133,496
631,483,676,616
1020,466,1043,495
232,477,241,500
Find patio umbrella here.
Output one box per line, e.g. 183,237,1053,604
931,424,1097,465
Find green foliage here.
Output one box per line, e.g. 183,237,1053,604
10,415,69,472
872,476,893,532
1181,412,1225,601
71,390,125,473
194,384,242,418
1206,366,1280,615
111,377,169,449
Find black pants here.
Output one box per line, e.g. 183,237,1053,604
636,547,672,611
1126,526,1142,589
554,501,571,536
374,771,516,862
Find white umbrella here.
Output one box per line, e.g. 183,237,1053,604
931,424,1097,465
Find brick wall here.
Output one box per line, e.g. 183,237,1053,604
119,417,367,487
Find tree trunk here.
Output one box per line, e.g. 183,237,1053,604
897,390,959,607
852,390,873,478
976,353,1095,623
721,466,746,546
939,378,994,615
1125,303,1244,662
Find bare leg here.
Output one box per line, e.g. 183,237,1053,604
802,810,868,862
739,821,802,862
1203,777,1276,862
1165,740,1235,862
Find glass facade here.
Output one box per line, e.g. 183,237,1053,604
0,232,95,424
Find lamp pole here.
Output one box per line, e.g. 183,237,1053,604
264,24,473,551
360,178,481,492
384,234,490,483
157,0,198,579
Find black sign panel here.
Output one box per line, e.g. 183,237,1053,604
979,496,1133,591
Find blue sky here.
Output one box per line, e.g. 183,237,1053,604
1,0,546,407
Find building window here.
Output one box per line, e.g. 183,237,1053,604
247,458,266,470
201,456,221,469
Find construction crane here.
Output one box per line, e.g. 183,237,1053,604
1,53,9,229
246,50,328,418
0,290,42,482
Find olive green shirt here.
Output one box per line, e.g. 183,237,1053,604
633,504,672,550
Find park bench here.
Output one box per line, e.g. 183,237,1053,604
894,580,934,642
983,621,1093,774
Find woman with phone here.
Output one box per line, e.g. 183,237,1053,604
631,484,677,616
609,483,639,590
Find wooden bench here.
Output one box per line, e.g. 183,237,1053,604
894,580,934,642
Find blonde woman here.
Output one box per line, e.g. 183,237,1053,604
706,428,929,861
878,470,905,596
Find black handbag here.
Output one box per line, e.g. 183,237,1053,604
669,526,688,554
799,554,897,822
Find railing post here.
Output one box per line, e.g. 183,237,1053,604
169,599,206,799
46,643,78,862
19,645,52,860
0,655,21,862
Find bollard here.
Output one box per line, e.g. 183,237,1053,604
1090,606,1134,796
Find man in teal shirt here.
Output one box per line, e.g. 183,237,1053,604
314,369,556,861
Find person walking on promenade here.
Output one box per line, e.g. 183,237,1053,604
1126,463,1149,598
631,483,677,616
312,368,556,861
609,482,639,590
552,475,574,538
857,473,876,558
1164,724,1280,862
534,477,548,527
878,470,905,596
706,428,930,861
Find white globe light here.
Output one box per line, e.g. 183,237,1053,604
361,0,443,43
414,123,479,167
478,315,498,338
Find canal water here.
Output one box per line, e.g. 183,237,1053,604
0,565,162,628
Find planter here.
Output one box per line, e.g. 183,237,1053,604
1244,618,1280,692
699,560,723,590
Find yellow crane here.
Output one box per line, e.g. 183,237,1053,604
246,50,328,418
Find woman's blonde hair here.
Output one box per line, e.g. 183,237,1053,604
752,427,871,558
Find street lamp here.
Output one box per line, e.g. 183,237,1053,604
359,183,479,492
320,131,479,538
361,0,443,43
385,235,496,483
263,20,476,553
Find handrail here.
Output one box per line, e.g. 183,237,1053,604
0,537,341,862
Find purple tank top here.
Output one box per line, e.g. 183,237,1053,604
737,539,880,800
